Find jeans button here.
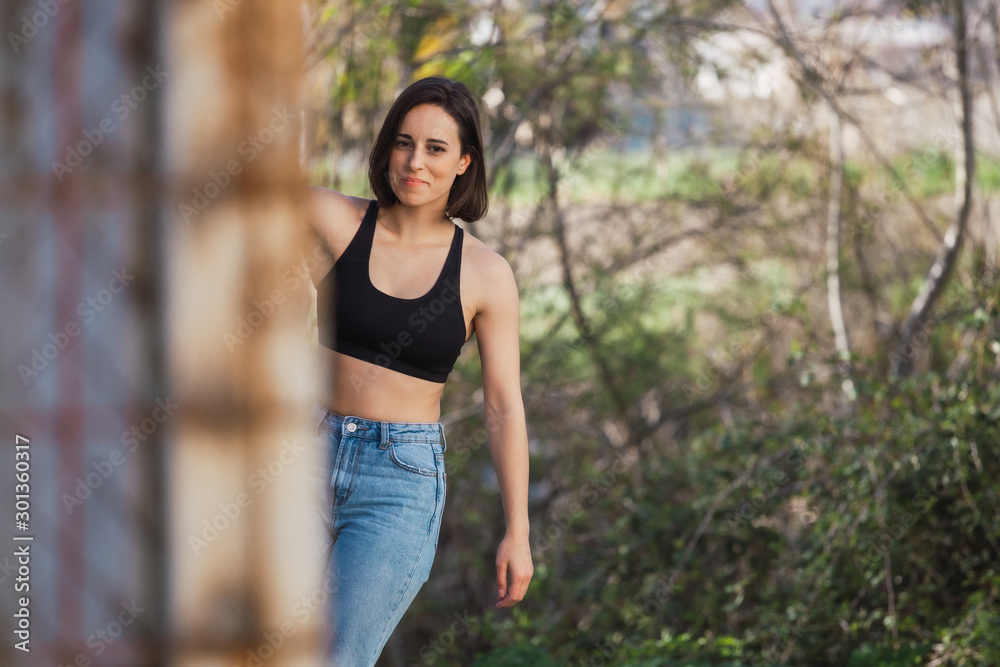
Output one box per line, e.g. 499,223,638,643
346,423,357,432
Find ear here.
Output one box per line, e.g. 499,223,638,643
457,153,472,175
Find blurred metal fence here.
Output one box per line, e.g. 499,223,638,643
0,1,326,665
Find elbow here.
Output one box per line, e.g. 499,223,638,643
483,392,524,431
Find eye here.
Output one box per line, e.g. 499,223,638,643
430,146,445,153
395,140,411,148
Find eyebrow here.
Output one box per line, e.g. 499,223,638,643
397,132,449,147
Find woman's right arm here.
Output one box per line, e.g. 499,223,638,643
304,186,367,288
305,186,346,256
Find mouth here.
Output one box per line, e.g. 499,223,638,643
401,177,426,186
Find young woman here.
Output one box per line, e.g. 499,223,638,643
304,76,533,664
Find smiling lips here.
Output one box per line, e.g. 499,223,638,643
402,177,426,186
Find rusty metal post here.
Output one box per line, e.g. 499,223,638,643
163,0,326,665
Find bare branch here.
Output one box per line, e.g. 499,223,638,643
890,0,976,379
825,104,857,406
546,148,632,425
748,0,946,245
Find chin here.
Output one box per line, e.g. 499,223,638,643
392,192,421,207
395,192,438,208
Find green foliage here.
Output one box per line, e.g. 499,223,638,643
844,160,866,189
311,3,1000,666
888,148,955,198
471,645,564,667
613,631,752,665
845,642,934,666
437,262,999,665
976,152,1000,192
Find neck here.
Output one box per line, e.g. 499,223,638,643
379,201,452,243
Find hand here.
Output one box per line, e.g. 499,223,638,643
495,532,533,609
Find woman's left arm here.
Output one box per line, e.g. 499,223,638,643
474,252,533,609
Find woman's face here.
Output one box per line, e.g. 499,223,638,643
387,103,471,214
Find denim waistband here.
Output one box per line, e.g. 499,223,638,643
309,400,445,447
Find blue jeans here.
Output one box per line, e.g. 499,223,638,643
309,400,448,666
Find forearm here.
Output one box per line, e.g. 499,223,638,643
485,397,530,538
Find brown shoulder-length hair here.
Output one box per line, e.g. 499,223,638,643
368,76,489,222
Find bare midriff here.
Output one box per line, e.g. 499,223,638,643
319,346,449,423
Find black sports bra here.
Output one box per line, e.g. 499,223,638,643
316,199,468,383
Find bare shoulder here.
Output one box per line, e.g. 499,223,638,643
305,186,370,259
463,232,519,317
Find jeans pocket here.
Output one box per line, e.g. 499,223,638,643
387,440,440,477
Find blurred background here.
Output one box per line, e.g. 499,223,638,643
2,0,999,666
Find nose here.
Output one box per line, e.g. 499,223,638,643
407,149,425,170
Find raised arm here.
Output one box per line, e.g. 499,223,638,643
303,186,368,289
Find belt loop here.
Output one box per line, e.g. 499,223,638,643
309,400,327,437
439,423,447,452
